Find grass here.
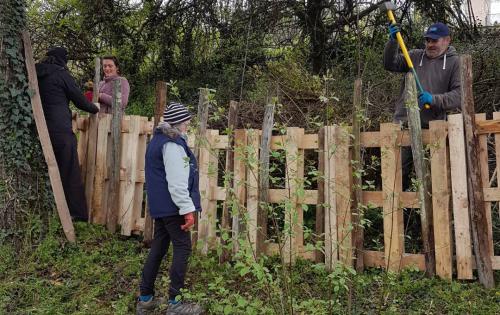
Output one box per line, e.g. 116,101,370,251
1,219,499,314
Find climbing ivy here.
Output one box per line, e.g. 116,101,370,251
0,0,53,242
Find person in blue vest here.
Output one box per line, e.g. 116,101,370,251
137,102,203,315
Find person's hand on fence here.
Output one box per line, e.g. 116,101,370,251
418,91,433,110
181,212,195,231
388,23,400,40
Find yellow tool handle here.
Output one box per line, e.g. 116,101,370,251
386,10,414,69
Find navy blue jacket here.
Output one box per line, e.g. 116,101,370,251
145,129,201,218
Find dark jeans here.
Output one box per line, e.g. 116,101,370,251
140,215,192,300
50,132,88,221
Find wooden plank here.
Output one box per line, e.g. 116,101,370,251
361,191,419,208
476,119,500,134
22,31,75,242
429,120,452,279
132,116,148,233
301,134,319,149
283,127,304,264
246,129,260,254
315,127,325,263
405,72,435,276
84,57,101,220
91,114,111,224
461,55,495,288
352,78,364,271
381,123,404,272
494,111,500,220
232,129,247,255
335,125,353,266
198,129,215,254
448,114,474,279
106,79,123,233
360,130,432,148
324,126,338,270
257,104,275,256
268,189,318,204
220,101,240,263
476,114,494,255
362,250,425,271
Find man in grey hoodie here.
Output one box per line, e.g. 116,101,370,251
384,22,461,189
384,22,461,128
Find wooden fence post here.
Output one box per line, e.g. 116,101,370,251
315,127,325,263
352,78,364,272
22,31,75,242
85,57,101,220
257,104,275,256
381,123,403,272
220,101,240,263
91,114,111,224
460,55,494,288
192,88,210,247
143,81,168,245
405,72,435,276
106,79,122,233
429,120,452,279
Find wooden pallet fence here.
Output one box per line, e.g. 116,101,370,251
72,112,500,280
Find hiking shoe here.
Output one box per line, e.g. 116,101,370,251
166,301,204,315
136,296,167,315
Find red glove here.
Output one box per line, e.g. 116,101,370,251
181,212,195,231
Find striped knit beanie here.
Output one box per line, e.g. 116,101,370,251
163,102,192,125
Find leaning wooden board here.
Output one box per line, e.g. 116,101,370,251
22,31,75,242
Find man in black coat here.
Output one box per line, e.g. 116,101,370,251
36,47,99,221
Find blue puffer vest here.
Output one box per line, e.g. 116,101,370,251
145,128,201,218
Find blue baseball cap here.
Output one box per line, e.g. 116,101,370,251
424,23,450,39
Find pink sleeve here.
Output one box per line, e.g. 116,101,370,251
120,78,130,110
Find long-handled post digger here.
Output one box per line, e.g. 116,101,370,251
380,1,430,109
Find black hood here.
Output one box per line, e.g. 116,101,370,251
35,63,64,79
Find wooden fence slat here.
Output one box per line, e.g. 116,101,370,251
494,112,500,220
475,114,494,255
461,55,495,288
381,123,404,272
198,130,214,254
448,114,473,279
246,129,260,254
283,127,304,263
91,114,111,224
429,120,452,279
335,126,353,266
119,116,142,235
132,116,148,233
232,129,248,255
324,126,338,270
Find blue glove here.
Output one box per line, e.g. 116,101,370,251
388,24,400,40
418,91,433,110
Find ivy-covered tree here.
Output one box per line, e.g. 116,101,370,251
0,0,53,242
